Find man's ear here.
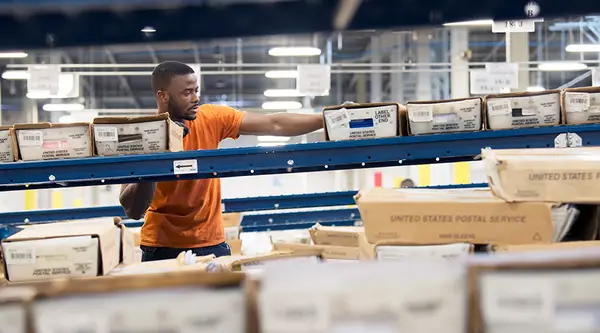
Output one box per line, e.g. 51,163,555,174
156,90,169,104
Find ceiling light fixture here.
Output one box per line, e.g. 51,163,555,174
261,101,303,110
42,103,85,112
265,70,298,79
263,89,304,97
442,19,494,27
268,47,322,57
141,26,156,33
565,44,600,53
1,70,28,80
0,51,28,58
537,62,588,71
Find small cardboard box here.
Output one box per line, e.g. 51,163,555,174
0,126,17,163
355,188,560,245
562,86,600,124
406,97,483,135
1,219,121,282
92,113,183,156
272,242,360,260
365,240,473,261
484,90,561,130
482,147,600,203
228,239,243,255
308,223,363,247
13,122,92,161
223,212,242,241
322,102,407,141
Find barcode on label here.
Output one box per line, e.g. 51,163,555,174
409,106,433,122
326,108,350,129
570,98,587,104
19,130,43,147
94,127,118,142
488,101,511,116
566,93,590,113
6,248,35,265
492,105,506,112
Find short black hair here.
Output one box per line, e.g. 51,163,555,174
151,61,196,93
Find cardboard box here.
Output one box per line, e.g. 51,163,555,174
228,239,243,255
322,102,407,141
562,86,600,124
355,188,565,245
374,241,473,261
92,113,183,156
13,122,92,161
308,223,364,247
1,219,121,282
468,250,600,333
406,97,483,135
260,260,467,333
32,270,246,333
223,212,242,228
483,147,600,203
272,242,360,260
108,255,215,276
0,287,35,333
0,126,17,162
212,251,322,272
485,90,561,130
489,241,600,253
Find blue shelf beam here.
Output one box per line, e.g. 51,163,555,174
241,208,360,227
222,191,358,212
0,124,585,192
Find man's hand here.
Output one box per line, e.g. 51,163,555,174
119,183,157,220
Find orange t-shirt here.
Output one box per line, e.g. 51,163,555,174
140,104,246,248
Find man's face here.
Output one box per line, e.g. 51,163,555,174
161,74,200,121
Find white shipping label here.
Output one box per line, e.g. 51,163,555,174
18,130,43,147
408,105,434,122
487,100,512,116
326,108,350,129
173,159,198,175
480,274,555,324
5,248,35,265
565,93,591,112
94,127,118,142
263,295,330,333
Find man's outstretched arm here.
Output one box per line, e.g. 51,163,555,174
119,183,156,220
239,112,323,136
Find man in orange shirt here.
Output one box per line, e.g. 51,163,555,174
120,61,324,262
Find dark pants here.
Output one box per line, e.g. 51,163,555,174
141,242,231,262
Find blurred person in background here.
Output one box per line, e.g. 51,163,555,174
400,178,415,188
120,61,323,262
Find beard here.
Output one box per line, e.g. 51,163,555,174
168,99,197,121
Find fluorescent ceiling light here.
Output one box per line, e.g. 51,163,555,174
538,62,588,71
258,142,286,147
1,70,28,80
42,103,85,112
265,70,298,79
526,86,545,92
565,44,600,53
262,101,303,110
263,89,304,97
0,51,28,58
443,19,494,27
257,135,291,142
268,47,322,57
141,26,156,33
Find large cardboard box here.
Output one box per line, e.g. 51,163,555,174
0,126,17,162
468,249,600,333
32,270,246,333
484,90,561,130
1,219,121,282
562,86,600,124
13,122,92,161
483,147,600,203
355,188,566,245
406,97,483,135
322,102,407,141
92,113,183,156
359,239,473,261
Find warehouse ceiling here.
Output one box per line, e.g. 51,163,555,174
1,15,599,123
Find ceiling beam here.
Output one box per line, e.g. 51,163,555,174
104,48,141,108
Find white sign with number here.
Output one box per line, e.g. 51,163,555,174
28,65,61,95
470,70,504,95
485,62,519,89
297,64,331,96
492,19,538,33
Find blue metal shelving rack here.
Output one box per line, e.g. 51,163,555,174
1,123,597,236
